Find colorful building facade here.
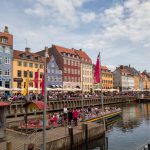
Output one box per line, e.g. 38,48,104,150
37,45,81,90
101,66,113,89
13,48,44,89
47,55,63,88
74,49,93,92
0,26,13,88
113,66,134,91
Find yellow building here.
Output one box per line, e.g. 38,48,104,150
134,75,140,90
141,73,150,90
74,49,93,92
12,48,44,89
101,66,113,89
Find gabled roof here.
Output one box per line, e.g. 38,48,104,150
117,68,132,76
101,66,108,70
53,45,77,55
74,49,92,64
13,50,44,63
0,32,13,46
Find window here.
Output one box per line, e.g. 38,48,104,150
1,38,8,44
29,63,33,67
51,69,54,74
17,70,22,77
17,82,21,88
64,59,66,64
0,69,2,75
40,72,43,78
18,61,22,66
0,57,2,64
29,71,33,78
71,60,73,65
24,71,27,77
5,47,10,54
64,68,67,73
5,69,10,76
40,64,43,69
78,70,80,75
68,60,70,65
5,57,10,64
59,70,62,74
35,63,38,68
50,77,52,81
47,69,50,73
0,46,3,52
0,81,2,87
24,62,27,67
51,62,54,67
68,68,70,74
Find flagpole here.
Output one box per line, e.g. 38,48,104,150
43,47,48,150
81,63,84,121
36,69,39,101
99,52,106,131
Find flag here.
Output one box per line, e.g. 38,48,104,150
94,53,100,84
22,73,29,96
34,69,39,88
40,74,45,96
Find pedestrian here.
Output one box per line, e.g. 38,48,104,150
73,108,78,126
68,109,73,126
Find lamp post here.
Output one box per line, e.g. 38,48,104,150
43,47,48,150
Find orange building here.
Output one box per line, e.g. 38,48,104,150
101,66,113,89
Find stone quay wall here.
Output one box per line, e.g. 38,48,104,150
7,96,135,117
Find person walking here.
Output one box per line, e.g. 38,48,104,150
73,108,78,126
68,109,73,127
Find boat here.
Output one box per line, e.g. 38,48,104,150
85,108,122,123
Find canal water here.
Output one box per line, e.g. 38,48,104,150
74,102,150,150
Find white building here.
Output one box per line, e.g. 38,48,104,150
113,66,134,91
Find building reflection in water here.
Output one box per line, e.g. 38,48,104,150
73,103,150,150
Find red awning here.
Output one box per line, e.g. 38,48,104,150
0,102,10,107
31,101,49,110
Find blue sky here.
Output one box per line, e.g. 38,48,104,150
0,0,150,72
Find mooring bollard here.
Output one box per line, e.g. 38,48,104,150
6,141,12,150
68,127,74,149
82,124,88,143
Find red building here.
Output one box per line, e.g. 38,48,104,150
37,45,81,90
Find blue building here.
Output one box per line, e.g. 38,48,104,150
47,55,63,88
0,26,13,88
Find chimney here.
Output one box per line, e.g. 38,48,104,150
120,65,124,69
25,47,31,53
129,64,131,68
79,49,82,51
4,26,9,33
72,48,74,50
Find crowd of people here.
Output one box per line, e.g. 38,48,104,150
20,106,121,130
1,91,150,102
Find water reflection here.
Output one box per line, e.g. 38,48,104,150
74,103,150,150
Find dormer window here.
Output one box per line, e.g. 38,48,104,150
0,37,8,44
35,57,39,61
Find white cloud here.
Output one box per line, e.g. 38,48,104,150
81,12,96,23
1,0,150,71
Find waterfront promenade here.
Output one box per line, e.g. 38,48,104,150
0,122,104,150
